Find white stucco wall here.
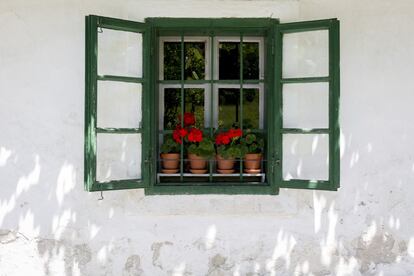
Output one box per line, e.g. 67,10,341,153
1,0,414,275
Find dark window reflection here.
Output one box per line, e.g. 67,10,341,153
164,42,181,80
243,43,259,79
219,42,240,80
219,42,259,80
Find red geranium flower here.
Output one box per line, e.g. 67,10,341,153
188,128,203,143
178,112,196,126
173,127,187,144
228,128,242,138
215,133,231,145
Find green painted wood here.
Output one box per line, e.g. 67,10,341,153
90,179,144,191
84,15,150,192
98,15,147,33
84,16,98,192
96,127,143,134
276,19,341,191
272,23,284,193
281,77,329,84
239,34,244,182
158,79,265,85
209,34,215,183
180,35,185,182
277,19,336,33
146,17,278,29
330,19,341,189
282,128,330,134
145,185,277,195
97,75,144,83
148,22,158,188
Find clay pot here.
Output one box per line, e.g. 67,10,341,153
160,153,180,169
244,153,262,170
188,153,207,170
216,155,236,170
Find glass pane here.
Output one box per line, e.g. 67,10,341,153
219,42,239,80
164,42,206,80
283,134,329,180
163,88,204,129
218,88,259,129
164,42,181,80
283,83,328,129
185,42,205,80
98,29,142,77
243,42,259,80
96,134,142,181
97,81,142,128
283,30,328,78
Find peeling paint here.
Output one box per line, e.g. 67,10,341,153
151,241,173,269
356,231,397,273
123,255,143,276
0,229,18,244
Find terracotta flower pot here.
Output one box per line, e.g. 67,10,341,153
244,153,262,170
161,153,180,169
188,153,207,170
216,154,236,170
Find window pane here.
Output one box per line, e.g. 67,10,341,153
243,42,259,80
219,42,239,80
283,30,328,78
98,29,142,77
96,134,142,181
97,81,142,128
185,42,205,80
283,83,328,129
283,134,328,180
164,42,181,80
164,42,206,80
164,88,205,129
218,88,259,129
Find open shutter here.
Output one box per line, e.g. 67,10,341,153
85,15,151,191
274,19,340,190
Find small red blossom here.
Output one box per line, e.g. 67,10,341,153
228,128,242,138
178,112,196,126
188,128,203,143
173,127,187,144
215,133,231,145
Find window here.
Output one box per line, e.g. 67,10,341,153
85,16,340,195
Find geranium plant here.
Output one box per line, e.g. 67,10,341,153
215,128,244,159
241,131,264,154
160,134,180,153
167,112,215,158
187,128,215,158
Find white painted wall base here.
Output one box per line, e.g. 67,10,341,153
1,0,414,275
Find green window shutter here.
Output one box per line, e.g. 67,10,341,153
274,19,340,190
85,15,152,191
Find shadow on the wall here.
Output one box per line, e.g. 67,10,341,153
0,127,413,275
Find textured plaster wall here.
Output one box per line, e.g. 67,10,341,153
1,0,414,275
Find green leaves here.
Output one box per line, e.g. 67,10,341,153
160,135,180,153
187,138,215,158
241,132,264,154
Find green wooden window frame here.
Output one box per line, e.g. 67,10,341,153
85,15,340,195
